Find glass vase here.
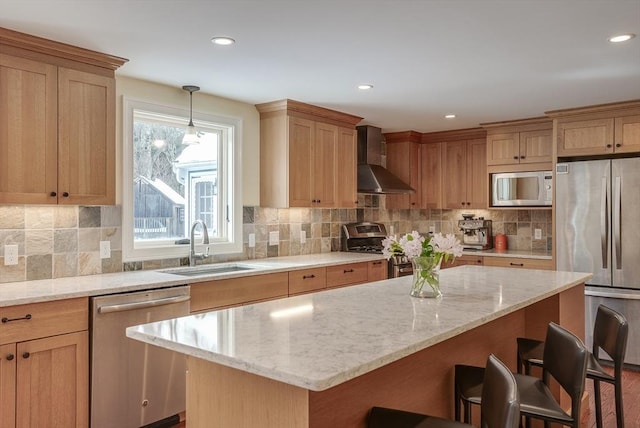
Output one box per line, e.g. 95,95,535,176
410,256,442,298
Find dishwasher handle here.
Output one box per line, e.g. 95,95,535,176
97,295,190,314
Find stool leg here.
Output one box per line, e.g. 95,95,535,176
614,379,625,428
463,402,471,424
594,379,603,428
517,352,523,374
454,382,461,422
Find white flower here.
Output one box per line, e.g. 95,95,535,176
431,232,464,258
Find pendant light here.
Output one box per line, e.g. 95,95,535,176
182,85,200,145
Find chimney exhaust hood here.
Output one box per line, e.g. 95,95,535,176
356,125,415,194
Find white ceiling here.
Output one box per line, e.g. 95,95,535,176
2,0,639,133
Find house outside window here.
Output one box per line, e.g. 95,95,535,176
122,98,242,261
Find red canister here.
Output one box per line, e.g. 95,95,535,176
495,234,508,251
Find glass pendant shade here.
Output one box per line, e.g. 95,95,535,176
182,85,200,145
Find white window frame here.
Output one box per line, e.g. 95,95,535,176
122,97,243,262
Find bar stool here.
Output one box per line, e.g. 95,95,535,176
517,304,628,428
455,322,588,428
367,354,520,428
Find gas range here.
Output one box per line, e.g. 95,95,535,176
341,222,413,278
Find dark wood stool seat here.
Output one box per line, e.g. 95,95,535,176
516,304,628,428
368,354,519,428
455,322,589,428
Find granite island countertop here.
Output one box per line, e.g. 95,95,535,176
126,265,591,392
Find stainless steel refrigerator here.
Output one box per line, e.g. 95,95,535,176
556,157,640,366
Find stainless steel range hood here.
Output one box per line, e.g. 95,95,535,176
357,125,415,194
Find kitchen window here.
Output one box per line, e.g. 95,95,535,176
122,98,242,261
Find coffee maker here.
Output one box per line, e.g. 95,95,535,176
458,215,493,250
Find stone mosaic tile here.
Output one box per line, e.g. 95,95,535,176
53,253,78,278
101,250,123,273
54,206,78,228
78,228,101,252
25,206,53,229
79,206,101,228
0,230,24,255
54,229,78,253
0,257,25,283
101,205,121,227
26,254,52,280
0,206,25,229
243,206,254,224
25,230,53,255
79,251,101,275
101,227,122,250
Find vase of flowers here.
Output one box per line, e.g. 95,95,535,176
382,231,463,298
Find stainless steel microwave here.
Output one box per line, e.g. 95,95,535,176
491,171,552,207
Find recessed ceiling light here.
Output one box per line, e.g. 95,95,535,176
211,37,235,46
609,33,635,43
445,114,456,119
358,84,373,90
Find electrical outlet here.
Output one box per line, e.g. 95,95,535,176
534,228,542,240
429,225,436,234
4,245,18,266
99,241,111,259
390,225,395,236
269,231,279,246
248,233,255,248
300,230,307,244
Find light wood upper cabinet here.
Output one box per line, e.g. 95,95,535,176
257,100,362,208
442,138,487,209
0,27,126,205
385,138,420,209
335,127,357,208
483,118,552,168
420,142,442,209
58,68,115,205
547,101,640,157
0,54,58,204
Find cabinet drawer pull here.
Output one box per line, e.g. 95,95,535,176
5,353,14,361
22,352,30,359
372,261,382,265
1,314,32,323
509,262,524,267
343,269,354,273
302,274,316,279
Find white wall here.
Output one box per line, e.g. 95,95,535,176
114,75,260,206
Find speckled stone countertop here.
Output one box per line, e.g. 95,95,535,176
126,266,591,392
0,252,384,307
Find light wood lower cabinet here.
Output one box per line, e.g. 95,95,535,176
367,260,388,282
483,256,553,270
442,255,484,269
326,262,369,288
190,272,289,313
0,298,88,428
289,268,327,296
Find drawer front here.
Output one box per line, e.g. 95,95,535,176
367,260,388,282
289,268,327,295
442,255,484,269
190,272,289,313
326,262,368,288
0,297,88,345
484,257,553,270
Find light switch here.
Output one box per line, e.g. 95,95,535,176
248,233,256,248
534,229,542,240
269,231,279,246
4,245,18,266
429,225,436,234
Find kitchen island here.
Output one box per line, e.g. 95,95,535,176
127,265,591,427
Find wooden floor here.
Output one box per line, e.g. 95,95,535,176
581,367,640,428
171,368,640,428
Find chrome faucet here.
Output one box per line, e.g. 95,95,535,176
189,220,210,267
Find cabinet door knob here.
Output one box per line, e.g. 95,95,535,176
520,156,526,159
606,144,613,149
513,156,519,160
616,143,622,148
50,191,57,197
62,192,70,197
5,354,14,361
22,352,30,359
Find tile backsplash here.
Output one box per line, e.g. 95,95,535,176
0,199,551,283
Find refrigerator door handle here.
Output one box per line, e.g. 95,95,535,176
601,177,608,269
614,176,622,270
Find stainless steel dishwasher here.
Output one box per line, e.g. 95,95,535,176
90,285,190,428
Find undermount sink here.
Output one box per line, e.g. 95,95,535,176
161,263,258,277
